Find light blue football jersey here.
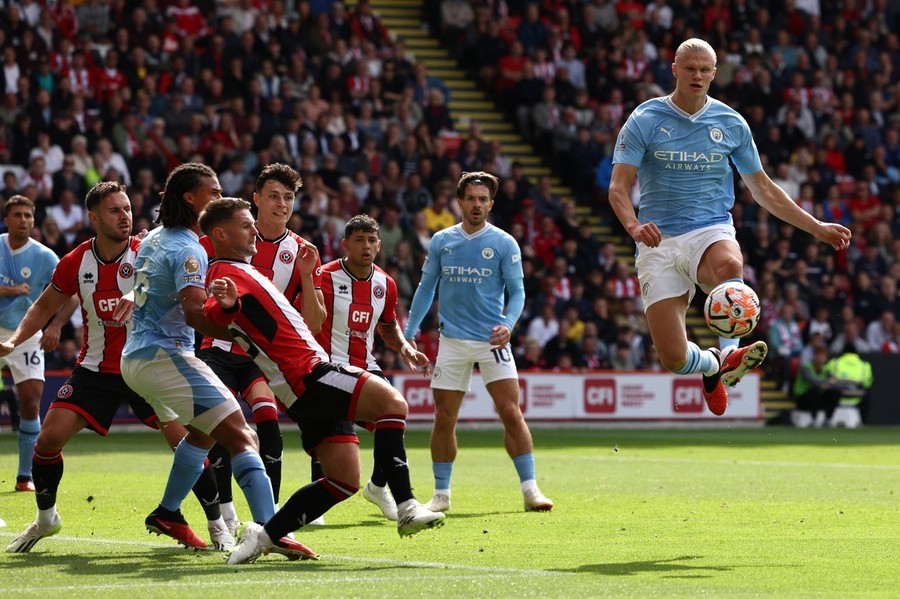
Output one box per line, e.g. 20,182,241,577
0,235,59,330
123,227,207,359
613,95,763,236
404,223,524,342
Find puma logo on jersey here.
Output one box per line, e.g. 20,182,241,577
659,126,673,138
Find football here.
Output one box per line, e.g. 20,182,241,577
704,281,761,339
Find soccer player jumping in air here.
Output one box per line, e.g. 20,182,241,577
608,38,851,415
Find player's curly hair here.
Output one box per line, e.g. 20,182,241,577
156,162,217,228
456,171,499,200
256,163,303,193
198,197,252,236
85,181,127,212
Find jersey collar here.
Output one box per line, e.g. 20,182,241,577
665,94,712,121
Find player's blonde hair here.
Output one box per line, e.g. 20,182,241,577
675,38,717,65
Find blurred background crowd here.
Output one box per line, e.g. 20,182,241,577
0,0,899,401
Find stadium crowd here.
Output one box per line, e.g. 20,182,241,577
0,0,899,399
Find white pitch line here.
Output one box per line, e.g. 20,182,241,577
0,532,572,580
569,454,900,471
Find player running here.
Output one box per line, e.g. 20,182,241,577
2,182,230,553
199,198,444,564
198,163,326,533
315,214,432,522
404,171,553,514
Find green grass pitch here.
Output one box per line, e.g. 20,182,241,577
1,427,899,598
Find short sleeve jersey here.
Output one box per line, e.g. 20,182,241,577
123,226,206,359
0,235,59,330
52,236,140,373
612,95,763,236
317,259,398,370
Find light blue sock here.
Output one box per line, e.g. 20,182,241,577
232,450,275,523
674,342,718,376
433,461,453,492
17,417,40,478
512,453,536,483
160,440,208,512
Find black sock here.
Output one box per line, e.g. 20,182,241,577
256,419,283,504
310,458,324,482
191,465,221,520
33,449,64,511
208,443,233,503
370,462,387,487
373,417,413,504
264,477,356,540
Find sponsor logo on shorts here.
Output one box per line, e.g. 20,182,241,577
642,283,650,298
432,367,441,379
57,384,74,399
373,285,385,299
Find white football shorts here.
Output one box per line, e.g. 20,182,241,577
431,336,518,392
635,223,739,308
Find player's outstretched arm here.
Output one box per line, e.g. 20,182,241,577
742,170,851,251
608,163,662,247
0,285,70,357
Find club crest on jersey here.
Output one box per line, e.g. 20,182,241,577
481,247,494,260
20,266,31,278
57,384,73,399
119,263,134,278
373,285,385,299
279,250,293,264
709,127,724,143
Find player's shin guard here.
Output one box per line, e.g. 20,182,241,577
160,440,208,512
264,477,357,540
32,448,63,510
251,399,283,504
232,450,275,524
373,415,413,504
190,462,222,521
208,443,233,503
17,418,40,478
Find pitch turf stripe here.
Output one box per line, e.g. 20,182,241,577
0,532,573,578
569,455,900,471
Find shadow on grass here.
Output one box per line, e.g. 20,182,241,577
554,555,732,577
1,548,417,580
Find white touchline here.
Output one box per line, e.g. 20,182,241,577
0,533,573,580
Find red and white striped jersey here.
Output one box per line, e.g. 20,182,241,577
317,259,398,371
204,259,329,409
199,229,322,353
50,236,140,374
